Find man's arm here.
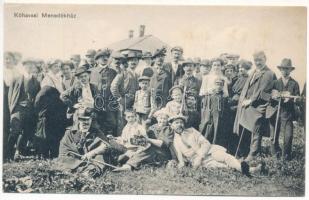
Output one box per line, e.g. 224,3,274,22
110,73,123,98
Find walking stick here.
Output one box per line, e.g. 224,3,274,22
273,98,282,145
67,151,119,169
235,127,245,157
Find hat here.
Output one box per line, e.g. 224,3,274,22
77,107,96,120
193,57,201,64
142,51,152,58
168,114,187,123
22,58,36,65
126,51,142,59
120,49,142,58
214,77,225,84
47,59,61,68
169,85,183,96
138,76,150,82
85,49,96,57
153,108,170,119
75,64,91,76
152,47,167,59
182,58,195,66
277,58,295,70
200,59,211,67
111,51,125,60
95,49,112,60
226,54,240,59
253,51,266,59
61,60,75,70
238,59,252,70
171,46,183,53
70,54,81,61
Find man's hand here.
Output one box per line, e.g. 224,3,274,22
241,99,252,107
192,156,203,169
177,162,185,169
271,89,280,100
81,151,96,160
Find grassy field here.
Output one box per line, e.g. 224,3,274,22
2,123,305,196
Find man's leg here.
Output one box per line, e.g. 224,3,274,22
282,119,293,160
269,115,282,157
246,118,263,161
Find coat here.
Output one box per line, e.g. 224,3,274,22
58,126,108,171
60,83,99,110
149,68,172,108
265,77,300,120
163,61,184,84
110,69,139,109
34,86,67,142
8,74,40,115
174,74,202,96
233,66,276,134
90,65,117,87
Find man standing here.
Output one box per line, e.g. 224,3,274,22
111,49,142,135
90,49,112,86
233,51,276,161
164,46,185,84
84,49,97,69
7,58,41,160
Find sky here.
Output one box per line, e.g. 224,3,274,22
4,4,307,87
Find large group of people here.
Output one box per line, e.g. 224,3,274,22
3,46,306,178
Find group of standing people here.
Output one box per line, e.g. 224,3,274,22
3,46,305,178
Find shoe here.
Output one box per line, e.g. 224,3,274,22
112,164,132,172
241,161,251,177
13,151,21,161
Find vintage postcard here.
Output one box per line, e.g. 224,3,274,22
2,2,307,197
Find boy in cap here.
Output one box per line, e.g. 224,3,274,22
184,91,201,130
199,77,232,149
266,58,300,160
133,76,156,127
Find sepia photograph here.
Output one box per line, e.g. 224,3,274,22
2,1,307,197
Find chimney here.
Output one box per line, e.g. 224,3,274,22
129,30,134,39
139,25,145,37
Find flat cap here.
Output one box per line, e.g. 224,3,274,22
171,46,183,53
168,114,187,123
85,49,96,57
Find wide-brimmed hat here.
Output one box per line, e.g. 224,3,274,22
47,59,62,68
171,46,183,53
193,57,201,64
169,85,183,96
127,51,142,59
168,114,187,123
85,49,96,57
138,76,150,82
142,51,153,58
95,49,112,60
152,48,166,59
182,58,195,67
75,64,91,76
277,58,295,70
77,107,96,120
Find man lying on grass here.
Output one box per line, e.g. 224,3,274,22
170,114,263,177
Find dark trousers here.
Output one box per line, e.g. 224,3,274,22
247,118,264,157
269,115,293,159
97,111,118,136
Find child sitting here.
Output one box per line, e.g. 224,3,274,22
165,85,183,116
109,109,148,163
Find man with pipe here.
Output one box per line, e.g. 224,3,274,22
57,107,122,178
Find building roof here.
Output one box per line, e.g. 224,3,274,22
108,35,170,54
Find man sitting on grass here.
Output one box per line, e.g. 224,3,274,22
170,114,263,177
